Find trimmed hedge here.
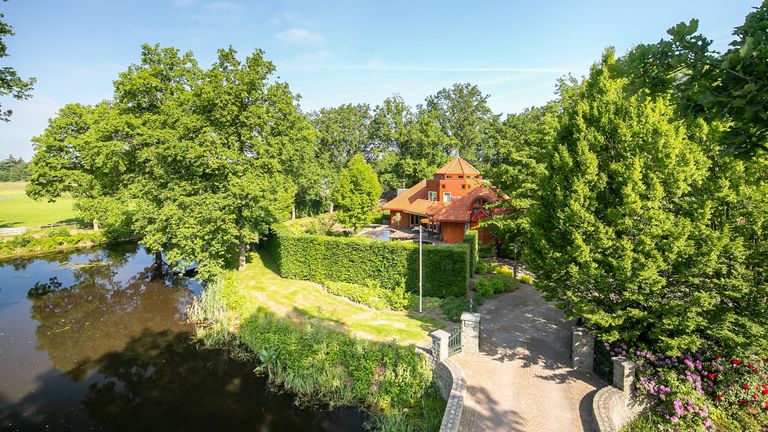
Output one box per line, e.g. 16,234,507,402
266,224,468,298
463,230,478,274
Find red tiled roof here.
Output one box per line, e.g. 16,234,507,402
434,157,480,175
431,185,499,222
381,180,500,223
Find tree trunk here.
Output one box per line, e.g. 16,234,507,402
291,205,296,220
92,218,100,231
151,251,164,280
329,202,334,213
238,240,246,270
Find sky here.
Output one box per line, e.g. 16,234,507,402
0,0,761,159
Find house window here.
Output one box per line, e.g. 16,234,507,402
443,192,451,202
458,175,464,179
461,184,466,189
447,175,452,178
428,191,437,201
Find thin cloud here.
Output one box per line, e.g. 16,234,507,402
275,28,325,44
282,64,578,73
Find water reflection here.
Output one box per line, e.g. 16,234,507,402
0,244,365,431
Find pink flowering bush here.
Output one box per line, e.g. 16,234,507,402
605,343,768,431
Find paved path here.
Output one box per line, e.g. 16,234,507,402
453,284,605,432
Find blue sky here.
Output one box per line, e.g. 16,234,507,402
1,0,760,159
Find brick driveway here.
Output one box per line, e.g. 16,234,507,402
453,284,606,432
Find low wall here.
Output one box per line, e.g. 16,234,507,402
434,358,466,432
429,329,467,432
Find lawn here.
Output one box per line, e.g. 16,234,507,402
0,182,80,228
234,250,447,345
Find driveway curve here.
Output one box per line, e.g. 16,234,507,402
452,284,605,432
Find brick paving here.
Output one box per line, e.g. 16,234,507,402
452,284,606,432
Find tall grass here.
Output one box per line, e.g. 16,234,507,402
189,272,446,430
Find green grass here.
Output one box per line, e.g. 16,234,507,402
0,182,80,228
233,250,446,345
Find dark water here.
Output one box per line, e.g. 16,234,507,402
0,243,366,431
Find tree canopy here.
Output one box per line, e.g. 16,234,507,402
0,0,35,121
331,154,382,231
527,50,767,355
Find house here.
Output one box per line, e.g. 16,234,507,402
380,156,504,244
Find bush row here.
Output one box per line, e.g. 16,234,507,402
324,279,409,311
463,230,478,274
265,224,469,298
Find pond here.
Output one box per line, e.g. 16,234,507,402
0,243,366,431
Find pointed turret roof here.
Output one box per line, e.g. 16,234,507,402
434,156,480,176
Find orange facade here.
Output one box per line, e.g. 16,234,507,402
442,222,466,244
380,157,505,244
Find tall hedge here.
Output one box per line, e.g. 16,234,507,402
265,224,468,298
463,230,478,274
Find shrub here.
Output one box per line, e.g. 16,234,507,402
475,277,498,299
607,341,768,431
475,260,491,274
496,273,519,292
478,244,495,258
519,274,532,284
324,278,409,311
440,296,470,322
0,229,108,259
266,223,468,298
463,230,478,274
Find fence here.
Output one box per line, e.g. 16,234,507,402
0,222,81,236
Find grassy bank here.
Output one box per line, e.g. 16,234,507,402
0,182,79,228
189,251,447,431
0,227,109,260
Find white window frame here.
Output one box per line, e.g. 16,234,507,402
443,192,451,202
428,191,437,201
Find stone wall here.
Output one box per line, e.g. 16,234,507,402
429,329,467,432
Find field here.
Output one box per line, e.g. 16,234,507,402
0,182,80,228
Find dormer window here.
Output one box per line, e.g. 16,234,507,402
443,192,452,202
428,191,437,201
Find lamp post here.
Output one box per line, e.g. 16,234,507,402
419,218,431,314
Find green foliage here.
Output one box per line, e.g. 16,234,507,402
0,2,36,122
620,1,768,157
463,230,478,274
527,49,768,356
475,260,491,275
0,155,29,181
519,274,532,284
332,154,382,231
324,278,409,311
439,296,470,322
475,273,518,298
0,229,107,259
474,278,496,299
477,244,495,258
267,223,469,298
191,276,444,429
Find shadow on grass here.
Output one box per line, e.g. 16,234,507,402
0,220,24,228
249,249,446,342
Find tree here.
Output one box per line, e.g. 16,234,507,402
26,102,135,236
527,50,766,355
332,154,382,231
481,106,553,274
424,83,499,165
0,154,29,181
620,1,768,157
0,0,35,121
28,45,311,278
